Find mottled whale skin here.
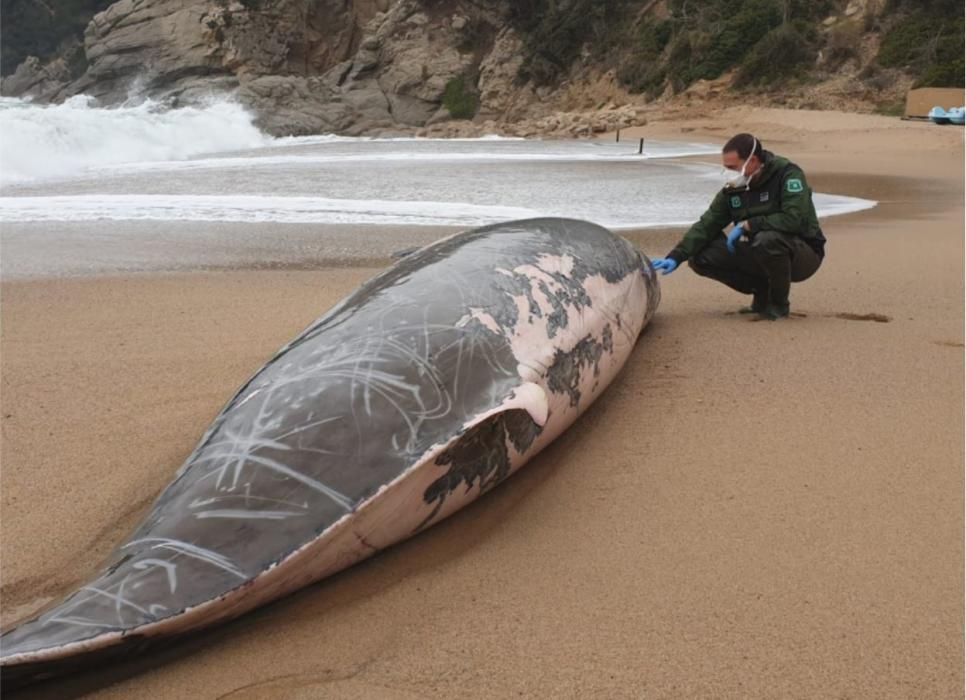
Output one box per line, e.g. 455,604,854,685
0,218,660,685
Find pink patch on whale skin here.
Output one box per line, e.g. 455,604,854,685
518,269,651,451
533,253,576,276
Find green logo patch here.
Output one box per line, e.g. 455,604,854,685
786,178,804,193
730,195,742,208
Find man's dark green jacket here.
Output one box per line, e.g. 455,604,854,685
667,151,826,264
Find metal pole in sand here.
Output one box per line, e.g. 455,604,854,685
638,138,644,155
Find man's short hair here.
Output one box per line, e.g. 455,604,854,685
723,133,763,159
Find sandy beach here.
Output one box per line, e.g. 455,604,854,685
1,107,963,698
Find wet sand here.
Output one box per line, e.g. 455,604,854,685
0,222,456,279
1,108,963,698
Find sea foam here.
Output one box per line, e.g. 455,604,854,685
0,192,876,228
0,96,269,184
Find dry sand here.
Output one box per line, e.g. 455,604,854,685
1,107,963,698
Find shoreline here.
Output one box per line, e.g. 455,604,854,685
0,125,906,282
0,174,900,283
1,108,962,698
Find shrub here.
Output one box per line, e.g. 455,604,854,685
915,58,966,88
442,75,478,119
877,6,964,87
879,17,933,68
619,60,668,97
513,0,629,86
734,23,816,88
665,33,694,92
689,0,783,81
658,0,799,87
618,19,673,93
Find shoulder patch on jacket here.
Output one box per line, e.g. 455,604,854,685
786,178,804,193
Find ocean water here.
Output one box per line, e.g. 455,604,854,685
0,97,876,276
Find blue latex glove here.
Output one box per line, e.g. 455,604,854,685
726,225,745,254
651,257,678,275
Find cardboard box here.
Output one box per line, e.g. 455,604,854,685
904,87,966,118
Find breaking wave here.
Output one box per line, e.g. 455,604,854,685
0,96,877,229
0,96,269,184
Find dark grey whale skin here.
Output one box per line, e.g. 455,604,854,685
1,218,658,688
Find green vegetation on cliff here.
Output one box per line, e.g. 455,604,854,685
510,0,628,86
3,0,962,102
877,0,964,88
443,75,478,119
509,0,964,96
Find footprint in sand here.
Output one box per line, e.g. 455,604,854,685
832,312,891,323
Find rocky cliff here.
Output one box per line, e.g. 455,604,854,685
2,0,961,136
0,0,645,136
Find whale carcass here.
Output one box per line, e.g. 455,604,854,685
0,218,660,685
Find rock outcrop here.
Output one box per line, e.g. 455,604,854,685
0,0,649,137
1,0,951,134
1,56,75,102
238,2,482,135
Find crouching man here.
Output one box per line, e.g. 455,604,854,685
651,133,826,320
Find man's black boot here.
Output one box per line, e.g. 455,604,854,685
738,290,768,314
758,302,790,320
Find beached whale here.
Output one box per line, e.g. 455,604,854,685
0,217,660,687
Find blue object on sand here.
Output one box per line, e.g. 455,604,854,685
947,107,965,126
929,106,951,124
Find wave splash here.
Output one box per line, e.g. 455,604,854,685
0,96,269,184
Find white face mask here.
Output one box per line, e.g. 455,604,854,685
723,137,758,189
